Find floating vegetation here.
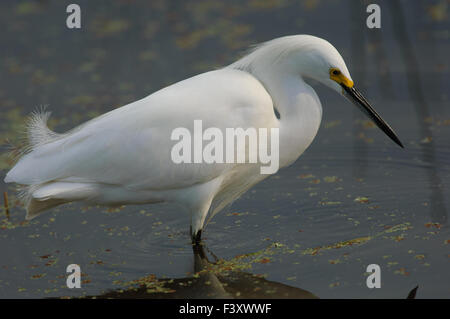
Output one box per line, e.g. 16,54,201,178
354,196,370,204
302,236,372,256
0,219,29,230
302,222,413,256
92,19,130,37
323,176,339,183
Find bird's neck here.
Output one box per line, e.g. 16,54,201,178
257,68,323,167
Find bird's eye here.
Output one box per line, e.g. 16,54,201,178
332,69,340,76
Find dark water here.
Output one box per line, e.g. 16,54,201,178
0,0,449,298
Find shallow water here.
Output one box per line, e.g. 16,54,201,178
0,0,449,298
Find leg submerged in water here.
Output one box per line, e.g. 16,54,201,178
192,229,202,245
189,224,203,244
190,201,211,244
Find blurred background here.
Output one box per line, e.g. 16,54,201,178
0,0,449,298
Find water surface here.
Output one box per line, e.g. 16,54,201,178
0,0,449,298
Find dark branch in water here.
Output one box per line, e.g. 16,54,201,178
3,192,10,220
407,286,418,299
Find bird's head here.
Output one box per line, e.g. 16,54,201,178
232,35,403,148
287,35,404,148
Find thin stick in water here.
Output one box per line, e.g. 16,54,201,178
3,191,10,220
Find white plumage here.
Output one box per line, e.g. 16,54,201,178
4,35,401,243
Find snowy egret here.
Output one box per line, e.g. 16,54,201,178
4,35,403,244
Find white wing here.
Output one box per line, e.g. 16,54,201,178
5,69,276,192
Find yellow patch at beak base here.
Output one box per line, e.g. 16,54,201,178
330,68,354,88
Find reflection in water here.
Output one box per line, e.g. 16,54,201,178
388,0,448,224
350,0,368,179
367,31,396,99
349,1,397,179
411,0,444,113
92,245,318,299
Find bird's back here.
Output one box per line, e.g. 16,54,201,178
5,68,276,196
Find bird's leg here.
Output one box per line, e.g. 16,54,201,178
190,207,211,245
189,225,202,245
192,230,202,245
189,192,215,245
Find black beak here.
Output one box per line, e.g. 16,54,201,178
342,85,404,148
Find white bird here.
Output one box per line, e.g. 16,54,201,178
4,35,403,244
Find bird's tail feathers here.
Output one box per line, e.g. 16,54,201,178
20,182,96,220
25,107,62,152
7,107,62,162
